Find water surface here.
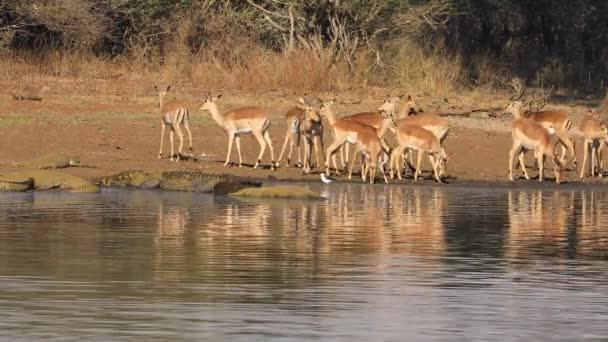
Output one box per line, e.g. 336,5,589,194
0,184,607,341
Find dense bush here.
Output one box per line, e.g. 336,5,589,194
1,0,606,92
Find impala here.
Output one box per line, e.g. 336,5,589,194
379,95,450,176
319,99,389,183
155,85,193,161
297,98,325,174
508,118,563,184
579,115,608,178
505,81,576,171
199,94,276,170
389,124,447,183
277,105,305,168
277,97,324,170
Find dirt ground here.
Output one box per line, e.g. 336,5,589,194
1,77,606,188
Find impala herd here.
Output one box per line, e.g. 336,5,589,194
156,83,608,185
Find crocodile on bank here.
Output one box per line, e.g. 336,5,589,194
101,170,161,189
0,170,99,192
101,170,261,195
18,153,81,169
0,174,35,192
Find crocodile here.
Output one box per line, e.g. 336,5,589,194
101,170,161,188
0,174,35,192
0,170,99,192
18,153,81,169
160,171,261,195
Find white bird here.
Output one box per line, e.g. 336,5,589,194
320,173,334,184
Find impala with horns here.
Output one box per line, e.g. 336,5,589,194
319,99,389,183
155,85,193,161
505,79,576,172
379,95,450,176
199,93,276,170
508,118,564,184
389,124,448,183
579,114,608,178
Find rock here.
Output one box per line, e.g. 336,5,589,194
230,185,324,199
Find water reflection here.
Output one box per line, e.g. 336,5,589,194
0,186,607,341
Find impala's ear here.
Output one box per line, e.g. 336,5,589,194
217,94,223,100
407,95,412,101
154,85,159,92
166,85,171,92
298,97,306,105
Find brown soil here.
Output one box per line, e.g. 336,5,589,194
0,78,605,188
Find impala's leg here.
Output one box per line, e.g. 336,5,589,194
325,139,344,176
295,131,302,167
389,148,397,179
253,131,267,169
174,125,184,161
263,131,276,170
429,153,441,183
304,137,312,173
538,153,545,182
343,143,350,170
235,136,243,167
580,140,588,178
361,153,368,181
224,133,235,166
518,151,530,180
394,148,404,180
169,128,176,161
508,143,520,181
369,161,376,185
348,148,358,180
184,120,193,154
313,136,321,169
278,131,291,167
414,150,423,182
556,131,576,171
592,142,597,177
599,140,605,177
158,124,166,159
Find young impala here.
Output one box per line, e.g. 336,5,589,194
155,85,193,161
505,81,576,172
277,105,305,168
389,124,448,183
199,94,276,170
509,118,563,184
277,97,324,170
319,99,389,183
579,115,608,178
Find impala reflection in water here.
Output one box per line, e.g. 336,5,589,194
0,185,607,341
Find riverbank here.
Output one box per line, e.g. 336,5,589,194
1,77,606,189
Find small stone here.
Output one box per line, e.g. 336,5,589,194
470,111,491,119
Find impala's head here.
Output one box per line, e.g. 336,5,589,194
199,93,222,112
297,96,321,122
319,98,336,117
378,95,417,118
154,85,171,106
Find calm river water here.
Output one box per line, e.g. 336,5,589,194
0,184,607,341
